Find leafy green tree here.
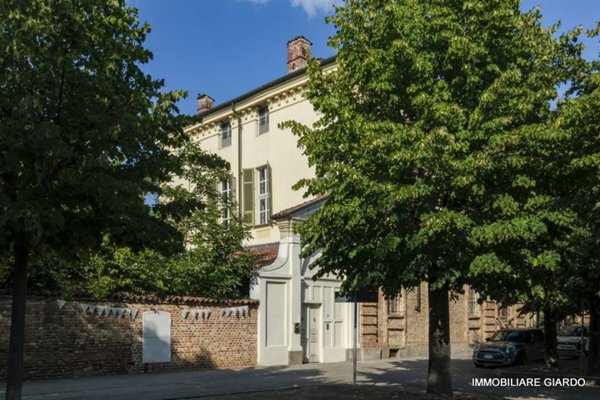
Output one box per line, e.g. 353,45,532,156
284,0,580,394
558,46,600,374
0,1,197,398
78,145,255,300
0,144,255,300
470,27,597,371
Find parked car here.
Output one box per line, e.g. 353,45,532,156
473,328,545,368
557,325,589,358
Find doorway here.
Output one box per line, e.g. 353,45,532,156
303,304,320,363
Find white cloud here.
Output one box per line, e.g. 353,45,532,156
290,0,340,17
239,0,340,17
239,0,270,4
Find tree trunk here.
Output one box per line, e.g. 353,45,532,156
427,283,452,396
588,294,600,376
543,307,559,369
6,239,29,400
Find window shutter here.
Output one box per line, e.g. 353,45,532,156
206,179,218,209
230,175,237,217
242,169,254,225
267,164,272,222
230,176,236,201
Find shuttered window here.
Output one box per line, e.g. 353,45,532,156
388,291,405,317
258,106,269,135
257,165,271,224
242,169,254,225
468,288,481,317
220,177,235,226
220,122,232,148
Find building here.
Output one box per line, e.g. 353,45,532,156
186,37,354,366
361,284,534,359
185,37,534,366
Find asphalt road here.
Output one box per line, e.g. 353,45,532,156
2,356,598,400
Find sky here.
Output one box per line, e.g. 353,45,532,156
129,0,600,116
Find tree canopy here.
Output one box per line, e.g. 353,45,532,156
283,0,586,394
0,1,206,398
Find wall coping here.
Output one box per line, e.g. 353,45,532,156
0,292,259,306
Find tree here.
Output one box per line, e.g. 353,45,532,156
283,0,579,394
558,43,600,374
0,1,196,398
77,145,255,300
0,143,255,300
468,26,597,370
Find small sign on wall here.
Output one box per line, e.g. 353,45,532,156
142,311,171,363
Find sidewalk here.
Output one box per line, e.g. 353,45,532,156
2,357,598,400
496,358,600,387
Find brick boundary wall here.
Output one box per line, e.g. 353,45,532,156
0,295,258,381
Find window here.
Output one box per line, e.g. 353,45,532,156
257,166,270,224
258,106,269,134
220,121,232,148
498,305,508,320
468,288,480,317
220,178,232,226
242,169,254,225
388,291,405,317
415,285,421,312
241,165,272,226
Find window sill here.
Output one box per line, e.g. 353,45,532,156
469,315,481,320
252,223,273,229
388,315,405,319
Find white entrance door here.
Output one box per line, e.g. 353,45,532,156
308,305,320,362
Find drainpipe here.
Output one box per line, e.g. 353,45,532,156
231,102,243,219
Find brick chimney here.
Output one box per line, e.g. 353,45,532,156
197,94,214,114
287,36,312,73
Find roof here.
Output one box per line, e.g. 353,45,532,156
198,56,337,119
271,194,329,220
0,291,258,305
104,293,257,305
248,242,280,268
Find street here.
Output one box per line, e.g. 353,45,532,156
2,356,598,400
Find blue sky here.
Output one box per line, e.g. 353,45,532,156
130,0,599,116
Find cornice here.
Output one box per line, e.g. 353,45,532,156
185,61,338,140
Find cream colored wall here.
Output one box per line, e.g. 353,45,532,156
186,68,332,246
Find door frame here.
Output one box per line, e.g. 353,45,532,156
304,303,321,363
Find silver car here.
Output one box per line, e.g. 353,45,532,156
557,325,589,358
473,328,545,367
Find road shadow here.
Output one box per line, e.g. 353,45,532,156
356,358,599,400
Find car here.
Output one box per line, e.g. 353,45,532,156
557,325,589,358
473,328,545,368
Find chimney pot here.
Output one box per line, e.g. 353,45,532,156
197,94,214,115
287,36,312,73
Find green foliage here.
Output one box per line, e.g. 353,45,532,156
557,54,600,305
3,143,256,299
0,0,195,267
283,0,585,305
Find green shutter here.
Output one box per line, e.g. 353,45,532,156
230,175,237,218
242,169,254,225
230,176,236,202
267,164,272,223
207,179,218,209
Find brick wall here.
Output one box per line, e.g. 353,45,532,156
359,302,378,348
0,295,257,381
360,283,534,356
405,282,429,346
